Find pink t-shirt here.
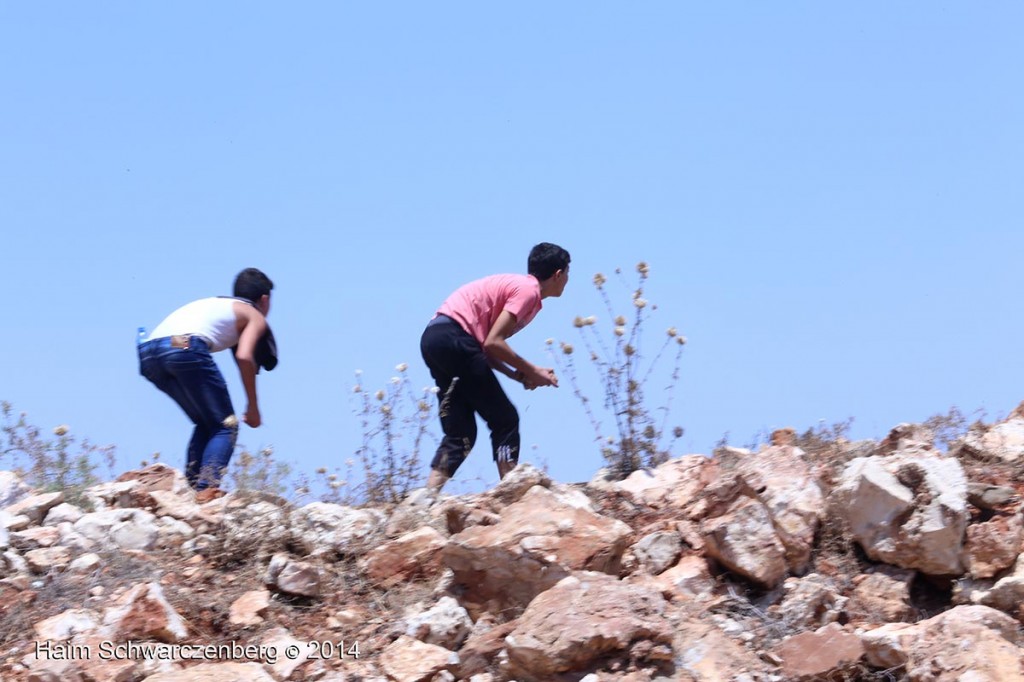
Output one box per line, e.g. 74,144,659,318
437,274,543,345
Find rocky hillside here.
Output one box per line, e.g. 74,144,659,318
3,407,1024,682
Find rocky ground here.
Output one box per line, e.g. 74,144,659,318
3,406,1024,681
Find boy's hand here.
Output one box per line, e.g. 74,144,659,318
526,366,559,388
244,405,262,428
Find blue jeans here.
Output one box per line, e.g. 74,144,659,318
138,336,237,490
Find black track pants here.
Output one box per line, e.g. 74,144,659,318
420,316,520,477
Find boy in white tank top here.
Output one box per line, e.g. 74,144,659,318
138,268,275,498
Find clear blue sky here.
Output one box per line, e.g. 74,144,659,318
2,4,1022,494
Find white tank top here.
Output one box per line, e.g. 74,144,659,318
149,298,241,352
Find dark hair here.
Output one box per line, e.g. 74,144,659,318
233,268,274,302
528,243,571,281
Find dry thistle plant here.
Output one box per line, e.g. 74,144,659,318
1,400,115,505
549,262,687,479
348,364,438,504
226,444,293,498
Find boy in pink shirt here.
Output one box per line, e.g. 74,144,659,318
421,243,571,492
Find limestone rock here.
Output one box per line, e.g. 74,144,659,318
0,471,30,507
774,573,847,629
632,531,682,575
649,555,715,601
290,502,385,557
361,526,446,586
673,618,770,680
773,623,865,681
217,498,291,561
42,502,83,525
265,553,320,598
149,489,215,525
967,554,1024,614
116,463,191,493
33,609,100,640
69,553,101,573
846,567,914,624
10,526,60,550
486,463,552,506
702,496,788,588
4,491,64,525
736,444,824,572
452,622,516,679
954,417,1024,465
404,596,473,649
860,605,1024,680
443,486,631,616
83,480,146,511
968,482,1018,510
73,508,161,551
229,589,271,626
604,455,708,510
25,546,71,573
260,627,307,681
833,453,968,575
965,513,1022,579
100,582,188,642
379,635,458,682
505,572,673,679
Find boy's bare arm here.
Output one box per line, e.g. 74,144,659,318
233,303,268,427
483,310,558,388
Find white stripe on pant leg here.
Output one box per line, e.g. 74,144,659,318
496,445,515,463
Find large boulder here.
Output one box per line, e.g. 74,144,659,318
733,444,824,572
860,605,1024,681
773,623,865,681
845,567,914,624
504,572,674,680
953,414,1024,465
965,513,1023,579
962,554,1024,616
214,498,291,562
289,502,385,557
360,526,447,586
404,596,473,650
4,491,64,525
672,619,771,680
73,508,160,551
443,486,631,616
832,452,968,575
598,455,709,510
701,495,788,588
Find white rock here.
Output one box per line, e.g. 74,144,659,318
33,609,100,640
834,453,967,576
0,471,30,507
43,503,83,525
69,553,101,573
405,596,473,649
290,502,385,557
